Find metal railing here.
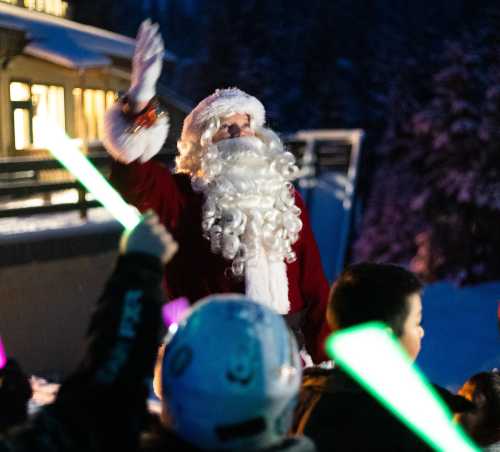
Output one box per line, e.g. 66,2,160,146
0,150,175,219
0,131,362,226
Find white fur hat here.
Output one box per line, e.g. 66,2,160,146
180,88,265,146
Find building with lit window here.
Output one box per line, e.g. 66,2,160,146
0,0,190,156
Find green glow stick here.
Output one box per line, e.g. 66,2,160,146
41,122,140,231
326,322,479,452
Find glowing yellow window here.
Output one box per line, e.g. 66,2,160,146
74,88,109,142
10,82,31,102
31,84,65,148
10,81,65,151
13,108,31,151
10,82,32,151
23,0,36,9
106,91,116,110
72,88,84,140
83,89,97,141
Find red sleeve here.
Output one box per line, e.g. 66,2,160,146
109,160,182,230
294,191,332,363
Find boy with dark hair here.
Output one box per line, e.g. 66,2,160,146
292,262,471,452
327,262,424,360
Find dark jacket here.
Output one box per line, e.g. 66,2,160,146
292,367,473,452
0,252,164,452
142,418,316,452
0,253,317,452
0,359,32,433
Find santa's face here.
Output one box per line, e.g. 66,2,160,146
211,113,255,143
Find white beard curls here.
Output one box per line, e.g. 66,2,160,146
191,136,303,276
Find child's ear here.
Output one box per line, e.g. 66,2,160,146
153,343,166,399
325,307,335,329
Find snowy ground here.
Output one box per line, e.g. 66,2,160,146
0,208,114,239
0,191,114,241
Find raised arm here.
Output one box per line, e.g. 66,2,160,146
0,212,177,452
103,20,169,165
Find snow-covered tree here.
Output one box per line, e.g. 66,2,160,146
355,33,500,283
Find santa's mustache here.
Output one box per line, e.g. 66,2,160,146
213,136,272,162
204,134,297,177
199,136,277,186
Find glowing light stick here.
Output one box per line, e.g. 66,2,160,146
41,122,140,231
0,336,7,369
162,297,190,333
326,322,479,452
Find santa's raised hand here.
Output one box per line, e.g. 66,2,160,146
129,19,165,110
103,20,170,164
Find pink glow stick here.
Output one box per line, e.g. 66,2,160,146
0,336,7,369
162,297,190,328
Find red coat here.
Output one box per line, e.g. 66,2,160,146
110,160,331,362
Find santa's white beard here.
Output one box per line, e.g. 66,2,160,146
193,136,302,314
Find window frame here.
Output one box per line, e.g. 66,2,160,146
9,79,66,152
10,79,33,152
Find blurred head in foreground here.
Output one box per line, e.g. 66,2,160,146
457,370,500,448
160,295,302,450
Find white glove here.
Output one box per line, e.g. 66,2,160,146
102,20,168,163
120,210,178,264
128,19,165,105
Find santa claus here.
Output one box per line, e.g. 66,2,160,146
103,20,330,363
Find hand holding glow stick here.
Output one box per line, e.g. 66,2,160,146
326,322,479,452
